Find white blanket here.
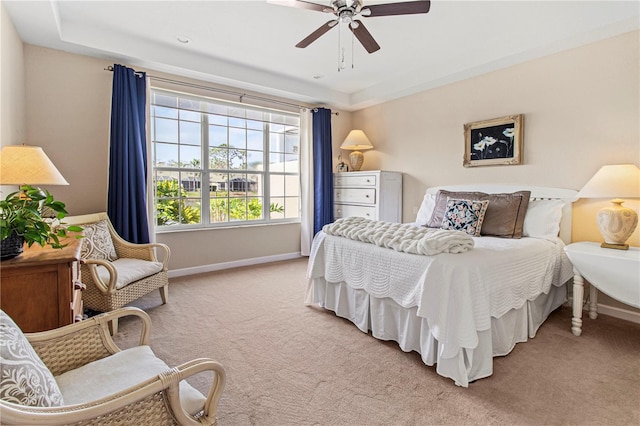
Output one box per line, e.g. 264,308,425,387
307,230,574,360
322,217,474,255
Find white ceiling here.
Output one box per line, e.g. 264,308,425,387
4,0,639,111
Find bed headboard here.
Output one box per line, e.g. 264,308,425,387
425,184,578,243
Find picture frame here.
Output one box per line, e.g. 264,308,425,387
463,114,524,167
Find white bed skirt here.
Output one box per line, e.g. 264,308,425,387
308,278,567,387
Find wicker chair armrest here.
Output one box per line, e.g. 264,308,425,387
0,355,224,426
111,238,171,268
27,308,151,376
167,359,227,425
82,259,118,294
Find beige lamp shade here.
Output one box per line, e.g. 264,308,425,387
0,145,69,186
340,130,374,171
577,164,640,249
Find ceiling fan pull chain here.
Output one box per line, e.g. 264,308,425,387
352,29,355,69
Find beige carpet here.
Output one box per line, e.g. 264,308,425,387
114,258,640,426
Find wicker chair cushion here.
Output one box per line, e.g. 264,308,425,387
95,258,164,289
0,311,64,407
55,345,206,416
80,220,118,261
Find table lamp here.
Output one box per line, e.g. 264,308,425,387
340,130,373,172
0,145,69,186
577,164,640,250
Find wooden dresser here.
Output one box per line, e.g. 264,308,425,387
334,170,403,222
0,239,82,332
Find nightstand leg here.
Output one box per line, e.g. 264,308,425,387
589,285,598,320
572,269,584,336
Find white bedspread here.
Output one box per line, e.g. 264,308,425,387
322,217,474,255
307,229,573,360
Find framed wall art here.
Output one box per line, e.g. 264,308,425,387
463,114,523,167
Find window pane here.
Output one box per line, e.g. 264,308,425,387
285,134,299,154
180,121,201,146
284,154,299,173
269,133,284,153
153,106,178,119
153,93,177,108
284,197,299,218
247,130,263,151
229,117,246,128
229,149,247,170
210,147,229,170
210,197,228,223
270,174,285,197
229,128,246,149
270,153,285,171
285,174,300,197
180,145,201,168
247,150,264,171
209,114,226,126
247,120,263,130
270,123,285,133
209,125,227,147
180,109,201,122
247,197,263,221
154,118,178,143
270,197,285,219
179,98,201,112
154,143,178,166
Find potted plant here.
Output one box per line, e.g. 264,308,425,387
0,185,82,260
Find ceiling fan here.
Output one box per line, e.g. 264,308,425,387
269,0,431,54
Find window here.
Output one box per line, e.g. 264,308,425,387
150,89,301,230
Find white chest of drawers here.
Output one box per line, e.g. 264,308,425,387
334,170,403,222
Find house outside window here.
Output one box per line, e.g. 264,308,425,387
150,89,301,230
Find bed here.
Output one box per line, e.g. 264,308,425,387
305,184,578,387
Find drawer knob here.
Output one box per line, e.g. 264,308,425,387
365,195,370,198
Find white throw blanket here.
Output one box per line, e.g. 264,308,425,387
322,217,474,255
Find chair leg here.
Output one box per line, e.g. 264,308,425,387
159,285,169,304
108,318,119,335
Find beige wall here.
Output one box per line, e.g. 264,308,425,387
0,3,26,149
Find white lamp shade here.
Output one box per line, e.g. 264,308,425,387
0,145,69,186
340,130,374,151
577,164,640,199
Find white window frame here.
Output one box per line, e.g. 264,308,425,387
150,88,301,231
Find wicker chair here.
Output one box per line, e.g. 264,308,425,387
64,212,170,334
0,307,226,425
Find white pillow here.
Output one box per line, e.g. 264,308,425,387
522,199,565,241
415,192,436,226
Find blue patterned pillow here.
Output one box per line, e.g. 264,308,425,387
440,198,489,237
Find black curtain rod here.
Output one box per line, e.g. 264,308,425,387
104,66,338,115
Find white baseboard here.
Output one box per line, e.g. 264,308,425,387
596,303,640,324
567,296,640,324
168,252,303,278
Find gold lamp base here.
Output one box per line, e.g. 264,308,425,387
597,199,638,250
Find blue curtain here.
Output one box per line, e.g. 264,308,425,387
312,108,334,235
107,64,150,243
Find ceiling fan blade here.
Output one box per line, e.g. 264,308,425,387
349,20,380,54
296,20,338,48
363,1,431,17
267,0,328,13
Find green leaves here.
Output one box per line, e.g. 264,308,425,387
0,185,81,249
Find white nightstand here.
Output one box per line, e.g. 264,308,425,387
564,242,640,336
